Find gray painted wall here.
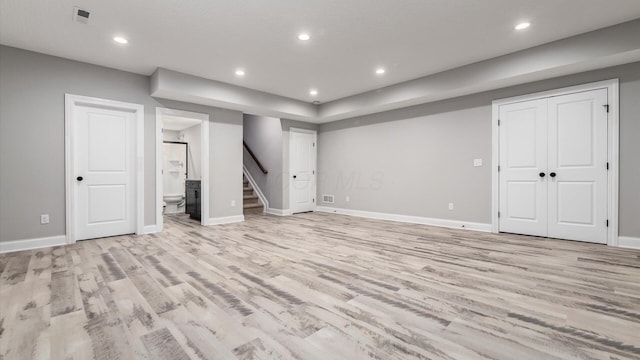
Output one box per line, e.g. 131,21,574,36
0,45,243,243
318,61,640,237
242,116,318,210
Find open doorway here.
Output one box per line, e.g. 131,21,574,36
156,108,209,231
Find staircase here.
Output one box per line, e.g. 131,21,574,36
243,176,264,214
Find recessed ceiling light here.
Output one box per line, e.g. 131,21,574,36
309,89,318,96
235,69,245,76
375,68,386,75
298,33,311,41
515,22,531,30
113,36,128,44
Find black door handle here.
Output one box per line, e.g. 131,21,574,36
539,172,545,178
76,176,83,181
293,175,297,179
550,172,557,178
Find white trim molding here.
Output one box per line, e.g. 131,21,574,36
65,94,145,245
316,206,492,232
491,79,620,247
0,235,67,254
156,108,210,231
242,165,268,211
204,215,245,226
266,208,292,216
618,236,640,250
142,225,160,235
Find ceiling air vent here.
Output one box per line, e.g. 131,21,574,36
322,195,335,204
73,7,90,24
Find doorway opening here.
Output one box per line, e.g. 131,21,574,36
156,108,209,231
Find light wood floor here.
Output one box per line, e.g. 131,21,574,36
1,213,639,360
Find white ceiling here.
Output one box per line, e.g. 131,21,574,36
2,0,640,103
162,116,201,131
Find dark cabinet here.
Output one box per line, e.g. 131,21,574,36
185,180,201,220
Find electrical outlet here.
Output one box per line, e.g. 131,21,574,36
40,214,50,224
231,200,236,207
448,203,454,211
346,195,350,202
473,158,483,167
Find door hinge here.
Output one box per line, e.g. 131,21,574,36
498,165,501,172
604,104,609,113
313,198,315,203
606,219,609,227
497,119,501,126
606,162,609,170
313,142,315,147
313,170,315,175
498,211,501,218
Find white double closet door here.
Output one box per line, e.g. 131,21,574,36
499,88,608,243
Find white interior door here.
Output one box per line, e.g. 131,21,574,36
547,89,608,243
74,105,136,240
290,129,316,214
499,99,548,237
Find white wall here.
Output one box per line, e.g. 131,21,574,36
180,124,201,180
163,130,180,141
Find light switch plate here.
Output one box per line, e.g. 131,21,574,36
473,158,483,167
40,214,50,224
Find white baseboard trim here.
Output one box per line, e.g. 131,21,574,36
243,165,269,211
205,215,245,226
0,235,67,254
142,225,160,235
266,208,292,216
618,236,640,250
316,206,492,233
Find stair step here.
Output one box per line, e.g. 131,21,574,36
243,207,263,215
242,175,261,214
243,202,263,209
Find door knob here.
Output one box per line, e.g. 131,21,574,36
550,172,557,178
76,176,84,181
539,172,545,178
293,175,297,179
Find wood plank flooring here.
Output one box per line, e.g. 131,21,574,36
1,212,639,359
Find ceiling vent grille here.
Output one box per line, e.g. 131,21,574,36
322,195,335,204
73,7,90,24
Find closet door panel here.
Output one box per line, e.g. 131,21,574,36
547,89,608,243
498,99,548,237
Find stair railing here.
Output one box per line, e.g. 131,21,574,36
243,141,268,174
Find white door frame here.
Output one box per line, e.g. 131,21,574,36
65,94,145,244
289,127,317,213
155,108,210,231
491,79,619,246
